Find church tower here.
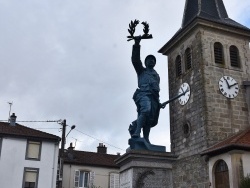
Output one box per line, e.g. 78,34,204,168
159,0,250,187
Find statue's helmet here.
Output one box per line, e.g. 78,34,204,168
144,55,156,67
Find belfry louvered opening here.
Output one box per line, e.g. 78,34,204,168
214,42,224,64
185,48,192,70
230,45,240,67
175,55,182,77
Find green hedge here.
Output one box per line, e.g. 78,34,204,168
240,175,250,188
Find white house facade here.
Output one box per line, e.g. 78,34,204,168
0,113,60,188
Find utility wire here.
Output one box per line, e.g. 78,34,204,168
0,119,125,152
34,128,60,130
17,120,61,123
0,120,61,123
74,129,125,152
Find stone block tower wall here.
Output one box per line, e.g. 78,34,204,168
168,28,207,158
201,26,250,146
166,23,250,187
167,27,210,187
159,0,250,187
169,25,250,153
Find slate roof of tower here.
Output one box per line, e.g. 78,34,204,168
201,128,250,156
0,121,61,142
182,0,249,30
63,149,120,168
159,0,250,54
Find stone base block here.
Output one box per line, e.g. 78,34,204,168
128,138,166,152
115,150,177,188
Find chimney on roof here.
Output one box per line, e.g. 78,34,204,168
68,142,75,151
97,143,107,154
9,113,17,126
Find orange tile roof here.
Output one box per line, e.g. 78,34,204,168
0,122,60,142
64,149,120,168
201,128,250,156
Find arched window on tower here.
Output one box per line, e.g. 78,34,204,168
214,160,230,188
230,45,240,68
175,55,182,77
214,42,224,64
185,48,192,70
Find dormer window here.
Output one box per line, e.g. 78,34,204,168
185,48,192,70
230,45,240,67
175,55,182,77
214,42,224,64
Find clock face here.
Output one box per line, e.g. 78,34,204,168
178,83,191,105
218,76,239,99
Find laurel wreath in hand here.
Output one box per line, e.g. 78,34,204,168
127,19,153,41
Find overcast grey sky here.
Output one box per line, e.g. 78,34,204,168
0,0,250,154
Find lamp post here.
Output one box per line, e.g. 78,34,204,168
58,120,76,188
66,125,76,138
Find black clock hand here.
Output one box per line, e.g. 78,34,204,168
160,87,188,109
182,87,189,95
229,82,238,88
181,87,185,94
223,76,230,89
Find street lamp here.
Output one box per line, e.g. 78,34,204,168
66,125,76,138
58,120,76,188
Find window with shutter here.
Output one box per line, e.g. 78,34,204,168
74,170,80,188
22,168,39,188
0,137,2,158
26,141,41,160
214,42,224,64
230,45,240,67
175,55,182,77
89,171,95,187
185,48,192,70
110,173,119,188
74,170,90,188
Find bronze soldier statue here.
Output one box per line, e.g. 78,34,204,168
130,36,165,144
127,20,188,147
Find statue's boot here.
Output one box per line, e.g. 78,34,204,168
132,114,146,138
143,126,151,144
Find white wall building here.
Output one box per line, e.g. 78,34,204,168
0,113,60,188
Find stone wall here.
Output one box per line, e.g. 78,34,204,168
172,155,210,188
166,24,250,187
168,27,208,158
201,27,250,146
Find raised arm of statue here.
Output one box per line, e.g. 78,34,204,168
131,36,144,75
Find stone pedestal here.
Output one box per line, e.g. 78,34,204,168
115,150,177,188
